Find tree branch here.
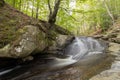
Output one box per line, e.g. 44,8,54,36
48,0,52,18
59,7,79,22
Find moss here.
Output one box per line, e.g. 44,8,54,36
0,25,22,48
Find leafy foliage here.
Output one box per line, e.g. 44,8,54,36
5,0,120,35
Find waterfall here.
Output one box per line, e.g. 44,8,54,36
52,36,107,67
64,36,106,61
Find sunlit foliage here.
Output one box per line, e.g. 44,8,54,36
5,0,120,35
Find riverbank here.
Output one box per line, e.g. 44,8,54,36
90,19,120,80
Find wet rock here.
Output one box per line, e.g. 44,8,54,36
90,42,120,80
108,43,120,53
22,56,34,61
117,34,120,38
90,55,120,80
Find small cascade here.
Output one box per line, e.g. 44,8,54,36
51,56,77,68
64,37,106,61
51,36,107,67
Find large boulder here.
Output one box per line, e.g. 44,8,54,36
0,25,46,58
0,24,72,58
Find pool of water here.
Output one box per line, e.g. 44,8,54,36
0,54,114,80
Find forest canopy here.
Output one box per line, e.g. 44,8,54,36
5,0,120,35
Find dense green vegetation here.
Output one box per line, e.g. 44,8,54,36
5,0,120,35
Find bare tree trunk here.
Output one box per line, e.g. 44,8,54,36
31,0,34,17
103,0,115,24
46,0,61,40
48,0,61,26
36,0,39,19
48,0,52,18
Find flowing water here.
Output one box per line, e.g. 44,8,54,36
0,37,114,80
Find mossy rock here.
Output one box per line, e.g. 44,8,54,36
0,25,23,48
0,3,31,48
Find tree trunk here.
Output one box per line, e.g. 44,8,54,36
36,0,39,19
31,0,34,17
48,0,61,26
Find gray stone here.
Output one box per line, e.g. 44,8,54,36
0,25,45,58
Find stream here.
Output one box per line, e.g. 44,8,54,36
0,37,114,80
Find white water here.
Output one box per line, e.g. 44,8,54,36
51,37,106,68
0,66,21,76
50,56,77,68
63,37,106,62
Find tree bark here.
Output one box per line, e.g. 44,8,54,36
36,0,39,19
48,0,61,25
31,0,34,17
48,0,52,19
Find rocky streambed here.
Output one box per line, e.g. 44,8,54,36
90,23,120,80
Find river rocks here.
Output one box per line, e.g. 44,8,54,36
108,43,120,55
90,52,120,80
90,50,120,80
